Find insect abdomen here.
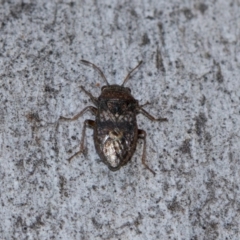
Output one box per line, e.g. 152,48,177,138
94,109,138,171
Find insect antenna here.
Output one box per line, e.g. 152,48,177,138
121,60,143,86
80,60,110,86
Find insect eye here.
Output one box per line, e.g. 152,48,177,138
101,86,108,91
126,87,131,93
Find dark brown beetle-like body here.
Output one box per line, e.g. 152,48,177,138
60,60,167,175
95,85,138,171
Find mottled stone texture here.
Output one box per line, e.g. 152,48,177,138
0,1,239,239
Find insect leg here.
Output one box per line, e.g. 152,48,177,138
137,107,168,122
59,106,97,121
80,86,98,106
138,129,156,176
68,119,95,162
139,101,150,108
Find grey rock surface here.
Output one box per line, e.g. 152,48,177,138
0,0,240,239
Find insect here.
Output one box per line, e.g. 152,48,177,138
60,60,168,175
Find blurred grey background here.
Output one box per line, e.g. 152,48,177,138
0,0,240,239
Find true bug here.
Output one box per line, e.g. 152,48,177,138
60,60,167,175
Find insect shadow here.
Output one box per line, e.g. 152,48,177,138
60,60,168,175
